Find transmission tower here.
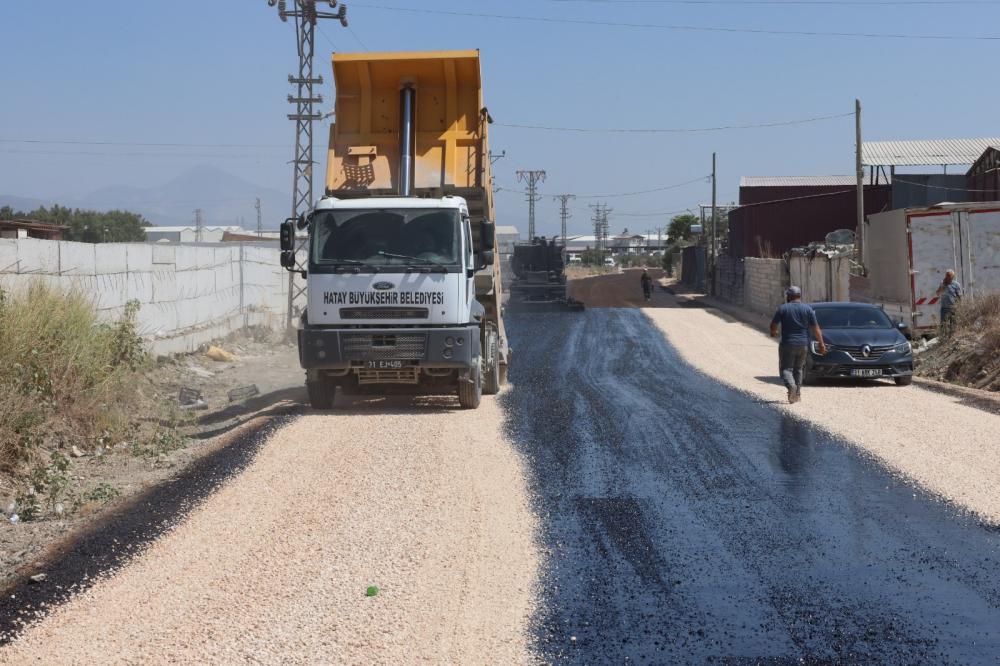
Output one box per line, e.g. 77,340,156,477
194,208,204,243
554,194,574,246
255,197,263,237
589,203,611,257
266,0,348,328
516,170,546,241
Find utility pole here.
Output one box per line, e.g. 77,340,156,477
855,99,865,257
710,152,717,295
266,0,348,329
516,170,546,240
255,197,263,237
194,208,204,243
554,194,574,245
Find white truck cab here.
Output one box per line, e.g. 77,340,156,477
282,194,499,409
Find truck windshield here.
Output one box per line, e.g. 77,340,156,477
814,307,893,329
311,208,461,267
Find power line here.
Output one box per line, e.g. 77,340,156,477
541,0,1000,5
496,111,853,133
497,174,709,199
0,138,318,149
349,3,1000,40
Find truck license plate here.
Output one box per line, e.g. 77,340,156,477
851,368,883,378
367,360,404,370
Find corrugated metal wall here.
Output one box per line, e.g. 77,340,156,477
967,147,1000,202
891,175,970,208
728,185,891,258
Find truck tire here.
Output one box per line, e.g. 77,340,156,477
458,357,483,409
306,379,336,410
483,328,501,395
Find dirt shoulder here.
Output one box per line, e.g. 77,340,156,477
1,333,304,589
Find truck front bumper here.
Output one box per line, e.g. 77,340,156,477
298,325,481,371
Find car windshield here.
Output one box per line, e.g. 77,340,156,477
311,208,461,267
814,307,894,329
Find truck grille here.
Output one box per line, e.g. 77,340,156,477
340,307,429,320
341,333,427,360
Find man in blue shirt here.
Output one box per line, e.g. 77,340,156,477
770,286,826,404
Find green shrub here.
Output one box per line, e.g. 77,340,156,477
0,283,148,473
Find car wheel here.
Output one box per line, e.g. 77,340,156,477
894,375,913,386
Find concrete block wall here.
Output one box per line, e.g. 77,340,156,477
744,257,787,317
714,255,745,305
0,238,297,355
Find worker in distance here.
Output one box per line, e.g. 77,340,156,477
770,286,826,404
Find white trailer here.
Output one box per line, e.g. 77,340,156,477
862,203,1000,332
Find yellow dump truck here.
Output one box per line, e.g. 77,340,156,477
279,50,508,409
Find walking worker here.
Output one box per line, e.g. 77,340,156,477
640,269,654,301
770,286,826,404
935,269,963,332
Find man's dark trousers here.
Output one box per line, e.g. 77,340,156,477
779,345,808,393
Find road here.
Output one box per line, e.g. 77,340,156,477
3,273,1000,664
503,281,1000,663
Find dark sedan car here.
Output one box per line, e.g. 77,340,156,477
806,302,914,386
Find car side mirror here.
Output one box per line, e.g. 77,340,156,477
481,220,496,251
897,321,912,340
280,219,295,252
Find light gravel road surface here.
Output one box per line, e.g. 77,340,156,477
645,301,1000,524
1,397,538,665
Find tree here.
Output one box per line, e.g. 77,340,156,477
668,214,698,243
0,204,149,242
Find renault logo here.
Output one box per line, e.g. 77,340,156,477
861,344,872,358
372,281,395,291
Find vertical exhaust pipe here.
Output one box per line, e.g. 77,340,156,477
399,84,416,197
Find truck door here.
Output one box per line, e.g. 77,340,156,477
964,208,1000,300
908,211,957,329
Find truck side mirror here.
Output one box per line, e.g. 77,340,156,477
479,249,494,270
280,250,296,270
280,220,295,252
481,220,496,251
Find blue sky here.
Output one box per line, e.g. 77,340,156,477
1,0,998,236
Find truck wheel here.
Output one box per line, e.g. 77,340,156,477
458,357,483,409
483,328,501,395
306,379,336,410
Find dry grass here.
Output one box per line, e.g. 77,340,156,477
0,282,147,474
917,292,1000,391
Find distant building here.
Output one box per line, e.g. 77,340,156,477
495,225,520,256
143,225,245,243
0,219,68,240
967,145,1000,202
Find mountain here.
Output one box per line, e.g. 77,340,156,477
79,165,291,229
2,166,291,230
0,194,50,214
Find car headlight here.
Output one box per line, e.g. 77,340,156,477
896,341,912,355
810,341,826,355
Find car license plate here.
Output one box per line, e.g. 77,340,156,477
851,368,883,378
367,360,404,370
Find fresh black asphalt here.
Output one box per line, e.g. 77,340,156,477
502,308,1000,664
